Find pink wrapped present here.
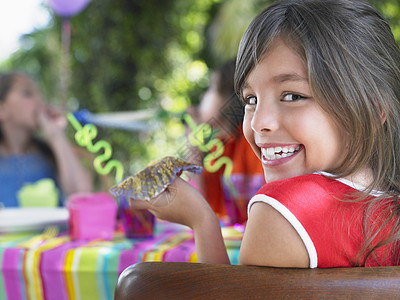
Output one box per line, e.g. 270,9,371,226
67,193,117,240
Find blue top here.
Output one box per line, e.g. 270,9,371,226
0,153,61,207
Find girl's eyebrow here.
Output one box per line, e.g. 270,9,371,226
272,73,308,83
242,73,308,91
242,81,250,90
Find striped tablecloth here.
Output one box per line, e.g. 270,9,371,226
0,221,242,300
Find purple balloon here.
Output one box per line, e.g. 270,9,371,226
49,0,92,18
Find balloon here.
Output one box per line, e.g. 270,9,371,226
48,0,92,18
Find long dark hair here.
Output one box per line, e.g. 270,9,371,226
0,73,17,141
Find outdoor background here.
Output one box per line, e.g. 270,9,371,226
1,0,399,187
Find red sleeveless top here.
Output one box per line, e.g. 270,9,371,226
249,173,397,268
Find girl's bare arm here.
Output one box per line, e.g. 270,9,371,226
38,107,93,194
239,202,309,267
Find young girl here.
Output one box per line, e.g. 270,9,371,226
131,0,400,268
0,72,92,207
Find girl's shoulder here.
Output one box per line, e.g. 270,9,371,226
247,173,398,268
249,173,377,221
246,174,365,268
255,173,353,199
256,172,386,198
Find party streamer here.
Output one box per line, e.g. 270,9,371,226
67,113,124,183
182,113,237,197
182,113,234,178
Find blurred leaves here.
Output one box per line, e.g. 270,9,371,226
208,0,273,62
370,0,400,44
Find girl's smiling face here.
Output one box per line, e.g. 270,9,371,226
242,38,345,183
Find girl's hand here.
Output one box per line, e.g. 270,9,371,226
130,177,215,230
37,106,67,140
132,176,230,264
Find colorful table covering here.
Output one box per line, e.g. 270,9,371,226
0,221,241,300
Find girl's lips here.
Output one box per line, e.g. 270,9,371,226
260,144,303,167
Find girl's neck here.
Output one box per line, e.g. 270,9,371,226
0,127,36,155
343,167,374,188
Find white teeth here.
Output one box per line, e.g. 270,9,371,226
266,148,275,155
261,145,300,161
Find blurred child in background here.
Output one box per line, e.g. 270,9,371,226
0,71,92,207
186,60,264,224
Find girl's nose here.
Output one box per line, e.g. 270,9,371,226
35,93,45,106
251,101,279,134
36,98,45,109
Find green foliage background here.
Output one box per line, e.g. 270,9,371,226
1,0,400,187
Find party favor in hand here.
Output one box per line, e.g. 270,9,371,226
109,156,203,201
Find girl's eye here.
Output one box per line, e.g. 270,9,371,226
244,95,257,105
282,93,306,102
22,89,34,98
